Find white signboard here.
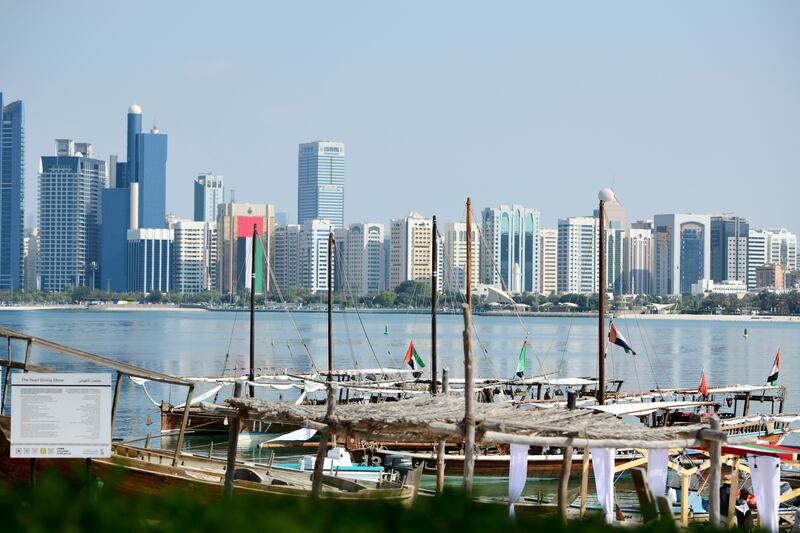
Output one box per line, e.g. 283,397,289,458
10,373,112,458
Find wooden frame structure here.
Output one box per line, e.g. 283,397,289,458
0,326,194,467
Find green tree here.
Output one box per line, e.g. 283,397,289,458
146,289,163,304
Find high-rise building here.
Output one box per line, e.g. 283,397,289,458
442,222,478,294
389,212,433,290
627,220,653,295
297,141,344,229
539,228,557,295
135,126,168,228
127,228,173,294
747,229,769,290
335,222,386,296
653,214,712,295
594,197,628,294
766,228,797,270
480,205,541,294
101,105,167,292
216,203,275,294
710,215,749,284
557,216,598,295
39,140,105,291
194,173,224,223
23,228,39,291
299,219,334,294
170,219,215,294
0,93,25,290
272,224,301,293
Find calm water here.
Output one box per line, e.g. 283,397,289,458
1,308,797,439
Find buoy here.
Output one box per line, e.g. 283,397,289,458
384,325,389,335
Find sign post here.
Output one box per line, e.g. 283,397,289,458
10,373,112,459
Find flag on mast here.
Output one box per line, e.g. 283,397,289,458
404,341,426,370
608,322,637,355
699,370,708,397
515,337,528,378
767,350,780,385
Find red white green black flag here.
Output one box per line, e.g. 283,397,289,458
767,350,780,385
404,341,425,370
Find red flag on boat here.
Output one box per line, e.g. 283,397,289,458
699,370,708,396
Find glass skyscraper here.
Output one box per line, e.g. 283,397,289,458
481,205,541,294
297,141,344,229
39,140,105,291
0,93,25,290
194,173,224,223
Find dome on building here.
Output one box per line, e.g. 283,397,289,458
128,104,142,114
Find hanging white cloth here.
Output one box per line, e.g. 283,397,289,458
748,454,781,533
174,384,225,408
508,444,529,519
647,448,669,499
590,447,616,524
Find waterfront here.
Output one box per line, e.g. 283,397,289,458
1,308,797,437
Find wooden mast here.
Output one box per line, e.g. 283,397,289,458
431,215,438,395
597,188,614,405
249,224,257,398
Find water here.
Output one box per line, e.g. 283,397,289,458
1,309,797,439
2,308,797,500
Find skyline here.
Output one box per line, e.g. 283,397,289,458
1,1,798,232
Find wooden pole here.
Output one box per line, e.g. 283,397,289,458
727,457,739,528
597,199,606,405
249,224,257,398
681,471,690,526
110,371,123,432
327,232,334,382
431,215,438,395
435,367,448,493
580,448,590,517
223,417,241,497
312,385,337,497
708,415,722,526
462,196,475,495
558,445,574,522
1,337,11,412
172,384,194,467
462,304,476,495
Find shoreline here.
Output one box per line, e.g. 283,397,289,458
0,304,799,322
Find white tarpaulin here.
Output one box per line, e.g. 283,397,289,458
268,427,318,442
508,443,529,519
748,454,781,533
590,447,616,524
647,448,669,498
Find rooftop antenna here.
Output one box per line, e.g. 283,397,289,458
230,189,236,203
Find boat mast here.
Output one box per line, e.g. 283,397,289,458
431,215,438,394
327,232,334,382
249,224,257,398
597,188,614,405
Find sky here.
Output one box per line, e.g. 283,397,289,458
1,1,798,232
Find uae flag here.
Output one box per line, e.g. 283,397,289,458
404,341,425,370
767,350,780,385
608,322,637,355
236,218,264,292
515,337,528,378
699,370,709,397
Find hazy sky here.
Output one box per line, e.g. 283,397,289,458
2,1,798,232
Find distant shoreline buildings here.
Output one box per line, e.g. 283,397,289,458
1,90,798,298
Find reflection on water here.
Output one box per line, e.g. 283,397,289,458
1,309,798,442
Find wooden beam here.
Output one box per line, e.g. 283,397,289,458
580,448,590,518
171,384,194,467
558,446,574,522
631,467,658,523
614,455,649,473
311,385,337,497
681,473,690,526
708,415,722,525
727,457,739,528
462,303,475,495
